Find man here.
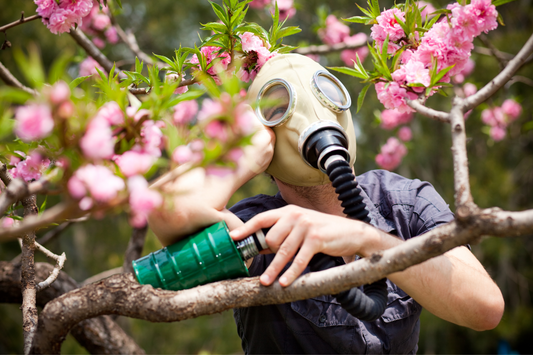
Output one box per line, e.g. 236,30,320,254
149,54,504,354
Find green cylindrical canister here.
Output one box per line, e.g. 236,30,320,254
132,221,249,291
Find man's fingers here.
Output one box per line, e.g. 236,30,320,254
229,210,281,240
279,245,315,287
260,226,304,286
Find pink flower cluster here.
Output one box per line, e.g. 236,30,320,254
373,0,498,112
14,103,54,142
239,32,278,82
68,164,125,210
173,140,204,165
190,46,231,85
79,0,118,49
173,100,198,126
318,15,369,66
80,101,124,160
79,56,104,77
9,152,51,182
166,73,189,95
128,176,162,228
481,99,522,141
380,109,413,130
34,0,93,35
249,0,296,20
375,137,408,170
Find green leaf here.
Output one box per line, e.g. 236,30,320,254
357,84,371,113
209,1,229,27
135,57,144,74
370,0,381,17
69,75,92,89
39,196,48,215
113,0,122,8
343,16,373,24
276,26,302,39
201,22,228,34
13,44,45,89
431,64,455,86
153,53,175,68
48,51,73,84
393,13,409,35
329,66,368,79
492,0,515,6
355,3,374,18
497,12,505,26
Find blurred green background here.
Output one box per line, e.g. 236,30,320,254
1,0,532,353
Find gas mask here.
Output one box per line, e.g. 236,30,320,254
247,54,357,187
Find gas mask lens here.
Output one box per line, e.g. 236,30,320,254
256,79,296,127
311,70,351,113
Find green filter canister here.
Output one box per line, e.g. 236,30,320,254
132,221,249,291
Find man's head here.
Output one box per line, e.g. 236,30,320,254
248,54,357,187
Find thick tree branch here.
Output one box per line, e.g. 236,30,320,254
0,60,37,96
0,262,145,354
294,41,368,55
406,98,450,123
31,208,533,353
0,13,41,33
463,33,533,112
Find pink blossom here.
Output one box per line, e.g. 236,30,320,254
79,57,104,77
68,164,125,204
104,26,119,44
49,80,71,104
306,54,320,62
380,109,413,130
92,14,110,31
249,0,270,9
398,126,412,141
463,83,477,97
172,145,203,165
1,217,14,228
205,120,228,142
115,151,155,177
62,0,92,18
128,175,163,228
57,101,75,119
97,101,124,126
198,99,224,121
92,37,105,49
9,155,21,166
166,73,189,95
36,0,93,34
375,137,407,170
392,60,431,87
15,104,54,142
468,0,498,35
47,9,79,34
241,32,265,52
126,106,151,122
501,99,522,120
227,148,244,163
190,46,231,77
206,165,234,178
319,15,350,45
173,100,198,126
375,82,416,113
419,1,436,20
234,103,257,135
371,8,406,52
79,196,93,210
80,118,115,160
9,152,51,182
341,47,369,66
139,121,164,157
490,126,506,141
453,58,475,83
343,33,368,46
276,0,296,20
35,0,58,20
481,108,496,126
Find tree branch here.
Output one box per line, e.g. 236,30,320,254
0,261,145,354
406,98,450,123
122,226,147,275
31,208,533,353
0,13,41,33
463,33,533,112
294,41,368,55
0,60,38,96
32,241,66,292
110,20,157,67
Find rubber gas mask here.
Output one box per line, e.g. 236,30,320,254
247,54,357,186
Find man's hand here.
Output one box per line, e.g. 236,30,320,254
230,205,380,287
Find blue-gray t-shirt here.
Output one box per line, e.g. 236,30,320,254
229,170,455,354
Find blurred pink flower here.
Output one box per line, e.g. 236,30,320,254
227,148,244,163
490,126,506,141
249,0,270,9
340,47,369,66
126,106,151,122
206,165,234,178
115,151,155,177
9,152,51,182
1,217,14,228
128,175,162,228
380,109,413,130
198,99,224,121
501,99,522,120
97,101,124,126
57,101,74,119
68,164,125,205
463,83,477,97
79,57,104,77
398,126,412,142
418,1,436,19
15,104,54,142
190,46,231,78
276,0,296,20
375,137,407,170
453,58,475,83
104,26,119,44
205,120,228,142
92,37,105,48
306,54,320,62
49,81,71,104
92,13,110,31
173,100,198,126
166,73,189,95
318,15,350,45
80,118,115,160
172,145,203,165
140,121,164,157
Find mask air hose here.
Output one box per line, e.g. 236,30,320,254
301,125,388,322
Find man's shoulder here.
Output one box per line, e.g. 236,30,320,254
229,193,287,222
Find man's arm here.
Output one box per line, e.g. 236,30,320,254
229,205,504,331
148,127,275,246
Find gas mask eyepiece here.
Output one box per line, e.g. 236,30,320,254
310,70,351,113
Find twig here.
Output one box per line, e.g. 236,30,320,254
122,226,147,274
110,19,158,67
20,194,39,355
33,241,66,292
0,60,38,96
81,267,123,286
129,78,197,95
477,34,509,69
0,13,41,33
464,33,533,112
294,41,368,55
505,75,533,88
406,98,450,123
